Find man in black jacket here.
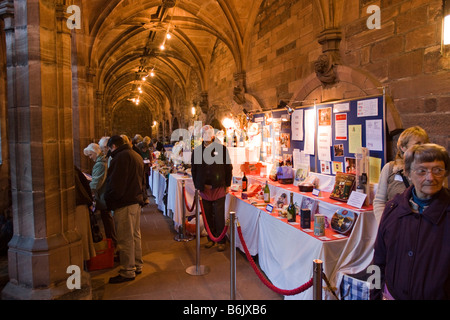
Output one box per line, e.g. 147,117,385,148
191,125,233,251
104,135,146,283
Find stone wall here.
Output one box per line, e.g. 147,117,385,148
342,0,450,151
204,0,449,158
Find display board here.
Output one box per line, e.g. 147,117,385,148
252,95,386,181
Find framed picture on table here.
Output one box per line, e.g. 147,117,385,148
329,172,356,202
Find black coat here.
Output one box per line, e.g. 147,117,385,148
191,141,233,191
104,144,145,210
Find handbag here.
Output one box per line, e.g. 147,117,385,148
89,208,103,243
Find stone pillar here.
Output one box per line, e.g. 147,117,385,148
1,0,90,300
95,90,105,138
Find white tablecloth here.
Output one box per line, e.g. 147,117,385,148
161,172,377,300
151,168,167,213
227,175,378,300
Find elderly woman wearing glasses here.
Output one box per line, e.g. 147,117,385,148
372,143,450,300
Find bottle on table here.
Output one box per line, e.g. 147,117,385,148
233,130,237,147
242,172,248,192
264,180,270,203
287,192,296,222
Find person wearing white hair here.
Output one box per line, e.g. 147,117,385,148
83,142,117,250
191,125,233,252
98,136,112,167
98,136,110,155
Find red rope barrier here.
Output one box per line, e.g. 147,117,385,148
199,197,229,242
183,187,196,212
237,225,313,296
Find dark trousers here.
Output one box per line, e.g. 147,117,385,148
201,196,226,244
101,209,118,248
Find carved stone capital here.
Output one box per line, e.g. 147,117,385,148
199,91,209,114
317,28,342,54
0,0,14,21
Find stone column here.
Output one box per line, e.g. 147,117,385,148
1,0,90,300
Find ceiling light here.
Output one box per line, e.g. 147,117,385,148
166,32,172,40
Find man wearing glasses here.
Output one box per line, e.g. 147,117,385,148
371,143,450,300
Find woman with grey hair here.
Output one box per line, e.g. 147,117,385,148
83,142,117,250
372,143,450,300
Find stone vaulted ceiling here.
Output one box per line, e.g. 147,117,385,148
85,0,263,119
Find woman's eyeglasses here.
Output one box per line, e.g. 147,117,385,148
412,167,446,177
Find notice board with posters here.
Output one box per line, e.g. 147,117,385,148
252,95,386,182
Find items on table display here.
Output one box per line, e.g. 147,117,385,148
298,175,318,192
287,192,297,222
230,184,241,192
240,162,265,175
300,208,311,229
329,172,356,202
300,197,318,217
264,181,271,203
276,166,294,184
314,214,325,236
355,172,367,194
269,165,278,181
294,164,309,186
246,184,262,197
242,172,248,191
276,193,287,208
330,208,357,235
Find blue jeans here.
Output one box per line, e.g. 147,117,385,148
112,204,143,278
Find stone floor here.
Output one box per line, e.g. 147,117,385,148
0,194,283,301
89,196,283,300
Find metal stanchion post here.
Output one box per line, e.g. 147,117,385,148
313,259,323,300
186,192,209,276
229,212,236,300
175,180,194,242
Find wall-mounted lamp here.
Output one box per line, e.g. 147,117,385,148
153,121,157,126
243,108,253,121
278,100,294,115
191,106,196,116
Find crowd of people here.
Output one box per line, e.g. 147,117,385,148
75,126,449,298
77,134,166,284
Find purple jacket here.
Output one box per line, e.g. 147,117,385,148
372,186,450,300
